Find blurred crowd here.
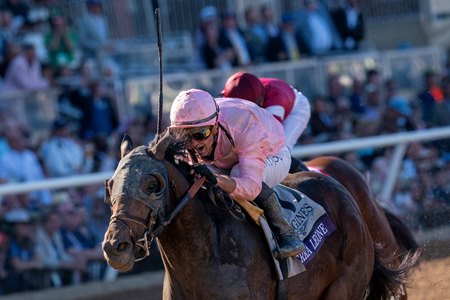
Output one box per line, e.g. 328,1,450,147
0,0,119,91
195,0,364,70
0,0,156,295
298,67,450,230
0,0,448,296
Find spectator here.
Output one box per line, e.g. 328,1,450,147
334,96,354,138
45,15,77,71
309,95,339,142
0,40,19,78
4,209,42,293
2,42,48,91
384,77,400,103
434,76,450,153
1,0,30,32
200,23,233,70
327,74,346,105
0,128,51,209
76,205,106,281
417,69,443,128
194,5,218,67
265,12,306,62
218,11,252,67
354,83,383,137
294,0,343,56
430,167,450,207
348,77,365,114
0,10,17,55
364,68,381,89
80,80,119,140
77,0,116,76
83,135,117,173
58,201,103,282
35,207,84,287
378,97,415,134
39,119,85,178
85,192,109,247
243,6,268,63
330,0,365,51
260,4,279,39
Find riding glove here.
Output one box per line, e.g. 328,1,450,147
192,163,218,185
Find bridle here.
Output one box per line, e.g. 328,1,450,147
107,176,206,262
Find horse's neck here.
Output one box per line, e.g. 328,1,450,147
159,192,218,276
159,161,216,265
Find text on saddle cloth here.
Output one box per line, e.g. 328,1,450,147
272,185,336,266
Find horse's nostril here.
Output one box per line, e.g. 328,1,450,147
117,242,130,252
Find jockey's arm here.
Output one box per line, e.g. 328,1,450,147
215,174,236,194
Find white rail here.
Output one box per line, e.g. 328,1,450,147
291,126,450,157
0,126,449,197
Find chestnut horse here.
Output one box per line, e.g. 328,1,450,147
305,157,420,259
102,133,416,299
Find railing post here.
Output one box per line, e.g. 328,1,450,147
380,143,408,203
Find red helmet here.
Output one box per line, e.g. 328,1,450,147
223,72,265,106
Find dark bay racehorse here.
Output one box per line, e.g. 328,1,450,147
102,132,417,299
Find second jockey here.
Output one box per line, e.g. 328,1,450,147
222,72,311,172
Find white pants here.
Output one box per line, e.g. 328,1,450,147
261,145,291,187
283,89,311,152
210,146,291,188
226,145,291,188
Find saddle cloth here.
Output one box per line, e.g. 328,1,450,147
234,184,336,280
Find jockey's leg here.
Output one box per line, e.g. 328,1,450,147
254,182,305,259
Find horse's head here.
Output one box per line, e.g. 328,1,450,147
102,132,176,272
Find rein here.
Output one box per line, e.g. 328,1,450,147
109,176,206,262
151,176,205,237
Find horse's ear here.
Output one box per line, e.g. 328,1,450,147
150,130,171,160
120,134,134,158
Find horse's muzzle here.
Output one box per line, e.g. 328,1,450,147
102,238,135,272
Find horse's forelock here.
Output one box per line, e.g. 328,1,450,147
148,129,190,158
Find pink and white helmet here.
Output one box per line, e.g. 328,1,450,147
170,89,219,128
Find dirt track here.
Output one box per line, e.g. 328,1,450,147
408,256,450,300
407,236,450,300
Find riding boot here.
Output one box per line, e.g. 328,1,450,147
289,156,309,173
254,182,305,259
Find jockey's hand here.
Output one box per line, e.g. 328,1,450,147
192,163,218,185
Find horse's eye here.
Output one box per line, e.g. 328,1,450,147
140,175,161,195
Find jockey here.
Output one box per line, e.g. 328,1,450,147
222,72,311,172
170,88,304,259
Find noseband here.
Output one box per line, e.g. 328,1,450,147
108,177,206,262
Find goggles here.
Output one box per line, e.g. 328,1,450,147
189,126,213,141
